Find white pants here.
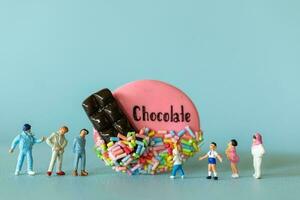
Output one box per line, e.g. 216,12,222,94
253,156,262,178
48,151,64,172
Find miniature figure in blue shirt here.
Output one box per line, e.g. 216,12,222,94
9,124,45,176
72,129,89,176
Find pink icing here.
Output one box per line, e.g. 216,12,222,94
113,80,200,132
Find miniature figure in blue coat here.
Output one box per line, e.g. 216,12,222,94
72,129,89,176
9,124,45,176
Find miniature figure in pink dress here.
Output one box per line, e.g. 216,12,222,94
225,139,240,178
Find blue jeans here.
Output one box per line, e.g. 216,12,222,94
74,153,86,171
16,150,33,172
171,164,184,176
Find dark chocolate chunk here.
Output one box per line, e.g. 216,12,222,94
104,101,124,122
93,88,114,107
82,88,135,143
90,110,110,131
113,118,133,133
82,95,99,116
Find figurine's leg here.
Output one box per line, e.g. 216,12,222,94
16,151,26,174
211,164,218,180
231,163,239,178
253,156,257,177
171,165,178,177
207,164,212,176
212,165,218,178
79,153,88,176
26,150,33,172
81,153,86,171
235,163,239,174
48,151,58,172
55,152,66,176
26,151,36,175
255,157,262,178
74,153,80,171
230,163,236,174
178,165,185,177
57,152,63,172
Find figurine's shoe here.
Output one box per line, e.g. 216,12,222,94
72,170,78,176
253,174,261,179
15,171,20,176
80,170,88,176
56,171,66,176
170,175,175,179
27,171,36,176
47,171,52,176
206,176,212,179
181,175,184,179
232,174,239,178
213,176,218,180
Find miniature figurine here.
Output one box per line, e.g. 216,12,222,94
9,124,45,176
225,139,240,178
72,129,89,176
170,147,185,179
199,142,222,180
251,133,265,179
46,126,69,176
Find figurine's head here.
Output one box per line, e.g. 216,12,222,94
80,129,89,138
59,126,69,135
253,133,262,145
229,139,238,147
210,142,217,150
23,124,31,132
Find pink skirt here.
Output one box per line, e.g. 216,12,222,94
229,153,240,164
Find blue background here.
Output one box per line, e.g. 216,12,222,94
0,1,299,200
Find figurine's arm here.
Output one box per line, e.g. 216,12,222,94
33,136,45,144
9,135,21,153
217,154,223,163
61,139,68,150
10,135,21,152
225,147,230,159
225,147,229,155
172,156,175,162
72,138,77,153
198,154,208,160
46,133,55,148
172,154,179,162
180,153,185,159
261,145,266,155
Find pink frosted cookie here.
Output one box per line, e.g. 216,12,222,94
113,80,200,132
82,80,203,175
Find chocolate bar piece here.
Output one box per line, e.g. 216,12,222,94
82,95,99,116
113,118,133,133
90,110,110,131
82,88,135,143
104,101,124,122
93,88,115,107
